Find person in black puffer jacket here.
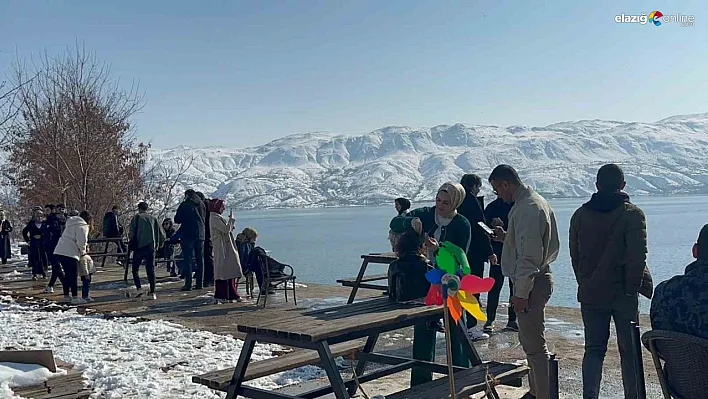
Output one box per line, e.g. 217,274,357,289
387,217,430,303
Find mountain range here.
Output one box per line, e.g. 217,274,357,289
147,113,708,209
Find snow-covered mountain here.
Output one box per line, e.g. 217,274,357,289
148,113,708,209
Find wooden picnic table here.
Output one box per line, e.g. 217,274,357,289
337,253,397,304
87,237,128,267
199,297,528,399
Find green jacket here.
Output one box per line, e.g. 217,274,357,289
405,206,471,253
129,212,166,251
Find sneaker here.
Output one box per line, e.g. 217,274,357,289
233,295,243,303
43,286,54,294
62,295,72,303
483,321,494,333
467,327,490,341
32,276,38,281
506,320,519,332
147,292,157,300
71,297,86,305
83,296,94,302
180,286,192,292
170,271,178,277
194,284,203,290
134,287,145,298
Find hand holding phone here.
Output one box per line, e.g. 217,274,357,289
477,221,495,236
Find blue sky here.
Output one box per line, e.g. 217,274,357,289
1,0,705,148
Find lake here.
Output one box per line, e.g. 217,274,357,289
236,195,708,313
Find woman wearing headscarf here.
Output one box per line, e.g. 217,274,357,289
209,199,243,302
399,181,473,386
394,197,411,216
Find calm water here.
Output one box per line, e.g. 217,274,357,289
237,195,708,312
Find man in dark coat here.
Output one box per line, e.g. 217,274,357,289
484,195,517,332
103,205,126,262
458,174,497,340
651,224,708,340
0,210,13,264
570,164,648,399
174,189,206,291
42,205,66,293
196,192,214,288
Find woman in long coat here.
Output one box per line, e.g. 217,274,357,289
209,199,243,302
23,210,48,280
0,211,13,264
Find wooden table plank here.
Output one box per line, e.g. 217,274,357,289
236,297,442,342
193,340,364,391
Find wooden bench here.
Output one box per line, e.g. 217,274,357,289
192,340,364,391
336,273,388,290
385,361,528,399
12,369,93,399
341,254,397,304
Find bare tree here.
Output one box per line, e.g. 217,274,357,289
141,153,195,221
7,46,147,232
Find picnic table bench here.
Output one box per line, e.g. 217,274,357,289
193,297,528,399
337,253,397,304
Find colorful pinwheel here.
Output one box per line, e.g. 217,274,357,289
424,241,496,324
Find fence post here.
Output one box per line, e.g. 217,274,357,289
548,353,559,399
631,321,647,399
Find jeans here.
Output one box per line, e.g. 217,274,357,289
132,246,156,292
517,273,553,399
581,295,639,399
57,255,78,297
47,253,65,288
487,262,517,324
181,239,204,289
81,275,92,298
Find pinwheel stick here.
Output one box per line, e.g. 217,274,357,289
442,283,456,398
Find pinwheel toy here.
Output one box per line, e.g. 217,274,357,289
424,241,496,324
422,241,496,397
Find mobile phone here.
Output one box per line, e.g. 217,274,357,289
477,221,495,236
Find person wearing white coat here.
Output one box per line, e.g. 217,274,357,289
54,211,91,304
209,199,243,302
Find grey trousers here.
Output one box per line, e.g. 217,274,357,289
581,295,639,399
517,273,553,399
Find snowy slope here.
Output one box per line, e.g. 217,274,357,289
148,113,708,209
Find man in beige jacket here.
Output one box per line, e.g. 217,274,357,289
489,165,560,399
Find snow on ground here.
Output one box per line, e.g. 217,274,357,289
0,270,24,281
0,295,329,398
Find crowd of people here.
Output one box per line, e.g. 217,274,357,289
5,189,291,305
389,163,707,399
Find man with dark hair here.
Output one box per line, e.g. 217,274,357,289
651,224,708,340
484,194,518,332
103,205,126,263
196,192,214,288
489,164,559,399
129,202,165,299
175,189,206,290
42,204,65,293
570,163,647,399
458,173,496,340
